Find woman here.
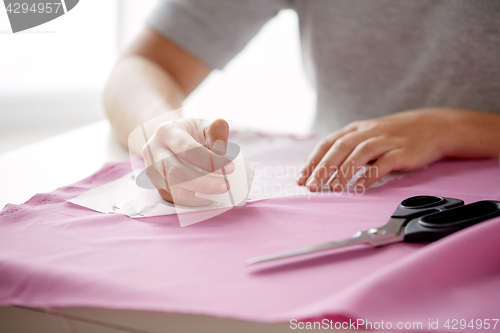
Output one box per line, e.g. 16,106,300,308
104,0,500,205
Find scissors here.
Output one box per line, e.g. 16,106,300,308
246,195,500,265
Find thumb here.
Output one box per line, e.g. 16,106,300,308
204,118,229,155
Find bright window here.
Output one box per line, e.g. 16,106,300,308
0,1,314,153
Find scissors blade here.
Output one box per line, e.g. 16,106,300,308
245,217,406,266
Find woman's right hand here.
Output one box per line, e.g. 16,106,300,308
142,118,234,206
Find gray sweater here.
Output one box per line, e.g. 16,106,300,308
148,0,500,134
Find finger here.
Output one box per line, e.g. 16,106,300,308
204,118,230,155
307,131,373,192
158,187,214,207
358,149,403,189
296,127,355,186
142,145,176,189
158,189,172,202
337,137,400,186
167,126,235,173
155,158,230,194
154,123,234,174
145,163,170,191
145,149,231,194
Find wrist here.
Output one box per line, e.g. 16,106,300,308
438,108,467,158
439,108,500,159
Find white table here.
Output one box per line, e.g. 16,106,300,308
0,120,316,333
0,121,128,209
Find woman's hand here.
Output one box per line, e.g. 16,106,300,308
143,118,235,206
296,108,468,191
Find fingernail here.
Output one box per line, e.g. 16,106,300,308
220,183,229,193
306,177,318,191
212,140,226,155
330,177,340,187
296,173,306,184
306,176,316,186
223,161,235,174
356,178,366,188
330,178,342,191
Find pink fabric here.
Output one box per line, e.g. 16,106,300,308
1,158,499,330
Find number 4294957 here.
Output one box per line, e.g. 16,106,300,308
6,3,62,14
444,319,499,330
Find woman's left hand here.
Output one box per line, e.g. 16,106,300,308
296,107,463,191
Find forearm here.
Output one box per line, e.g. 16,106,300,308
443,108,500,159
103,55,185,150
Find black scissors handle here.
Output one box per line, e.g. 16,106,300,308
245,195,499,265
404,200,500,242
391,195,464,222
